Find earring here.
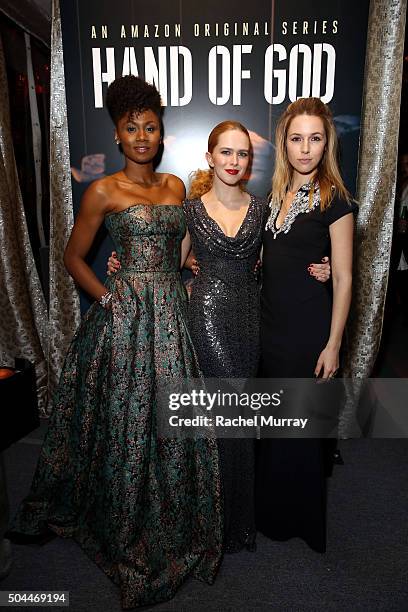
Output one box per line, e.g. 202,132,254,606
115,138,120,145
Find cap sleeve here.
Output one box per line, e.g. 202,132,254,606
326,196,358,226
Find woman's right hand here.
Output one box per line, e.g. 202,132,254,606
107,251,121,275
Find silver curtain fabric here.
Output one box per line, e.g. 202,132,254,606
48,0,81,398
0,36,48,414
341,0,407,435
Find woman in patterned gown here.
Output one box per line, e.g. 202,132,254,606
10,76,222,608
256,97,357,553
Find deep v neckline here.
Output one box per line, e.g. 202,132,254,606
199,195,253,239
265,181,320,237
275,190,300,230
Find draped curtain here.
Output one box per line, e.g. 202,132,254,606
341,0,407,435
0,2,80,415
48,0,81,397
0,35,48,413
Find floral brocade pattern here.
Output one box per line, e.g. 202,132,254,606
12,205,223,609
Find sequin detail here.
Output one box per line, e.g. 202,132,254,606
12,204,223,609
265,181,321,238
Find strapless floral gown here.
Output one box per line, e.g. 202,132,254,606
11,204,223,608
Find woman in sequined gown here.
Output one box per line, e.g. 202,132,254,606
10,76,222,609
184,122,265,553
256,98,356,553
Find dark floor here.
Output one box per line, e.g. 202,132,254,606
374,304,408,377
3,437,408,612
1,309,408,612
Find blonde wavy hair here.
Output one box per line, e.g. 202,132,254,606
271,97,350,210
188,120,251,199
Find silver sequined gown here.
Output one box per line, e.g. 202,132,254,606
183,196,266,552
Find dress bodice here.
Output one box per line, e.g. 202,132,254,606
105,204,184,272
183,196,267,283
262,190,357,306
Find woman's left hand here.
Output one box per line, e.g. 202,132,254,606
314,345,339,379
184,252,200,275
308,256,330,282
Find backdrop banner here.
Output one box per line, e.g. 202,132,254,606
59,0,370,310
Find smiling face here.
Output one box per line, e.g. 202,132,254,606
286,114,327,180
206,129,250,187
115,109,162,164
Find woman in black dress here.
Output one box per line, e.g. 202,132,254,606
256,97,356,553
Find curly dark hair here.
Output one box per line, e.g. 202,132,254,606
106,75,163,124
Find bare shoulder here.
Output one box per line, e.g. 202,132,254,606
85,175,115,197
80,176,113,213
162,173,186,199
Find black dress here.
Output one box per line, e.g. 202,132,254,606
183,195,266,552
256,183,356,553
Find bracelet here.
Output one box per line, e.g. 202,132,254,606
99,292,113,308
